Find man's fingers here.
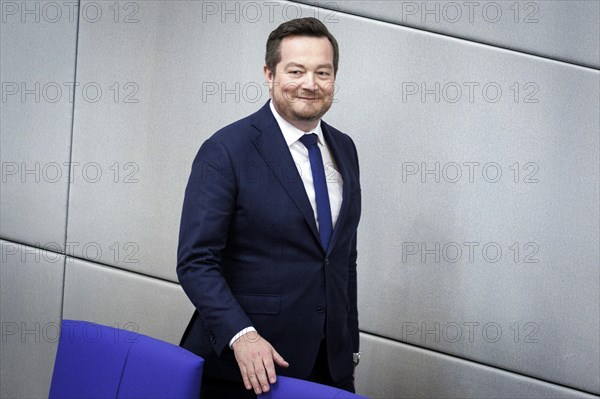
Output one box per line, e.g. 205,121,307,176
272,348,289,368
239,361,262,393
263,355,277,384
253,357,270,393
240,364,252,391
246,363,263,394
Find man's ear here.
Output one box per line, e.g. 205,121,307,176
263,65,274,90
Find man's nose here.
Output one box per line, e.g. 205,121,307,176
299,73,318,90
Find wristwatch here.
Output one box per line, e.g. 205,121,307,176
353,352,361,366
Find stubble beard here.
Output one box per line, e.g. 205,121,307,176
275,92,333,123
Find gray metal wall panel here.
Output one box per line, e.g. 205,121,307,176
66,0,274,281
62,259,195,345
356,333,599,398
294,0,600,68
323,12,599,394
37,0,600,395
0,1,77,246
0,240,64,399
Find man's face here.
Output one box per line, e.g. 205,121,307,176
264,36,335,131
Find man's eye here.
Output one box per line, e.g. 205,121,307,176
290,70,302,75
318,71,331,77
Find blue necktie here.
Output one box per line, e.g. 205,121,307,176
299,133,333,250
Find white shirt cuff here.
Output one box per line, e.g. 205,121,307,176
229,327,257,349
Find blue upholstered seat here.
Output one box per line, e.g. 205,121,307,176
260,376,369,399
49,319,204,398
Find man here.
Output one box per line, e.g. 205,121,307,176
177,17,361,398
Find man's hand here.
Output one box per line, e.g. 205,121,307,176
232,331,289,394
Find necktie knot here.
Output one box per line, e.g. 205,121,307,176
299,133,318,148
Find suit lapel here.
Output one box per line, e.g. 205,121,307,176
322,122,353,255
251,103,322,248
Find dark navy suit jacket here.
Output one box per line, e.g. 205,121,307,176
177,101,361,383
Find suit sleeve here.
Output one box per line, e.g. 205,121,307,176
177,138,252,356
347,138,361,353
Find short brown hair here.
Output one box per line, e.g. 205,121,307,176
265,17,339,76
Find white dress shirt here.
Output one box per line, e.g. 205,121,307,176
228,100,344,348
268,100,344,229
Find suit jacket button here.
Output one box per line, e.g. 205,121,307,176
316,305,326,313
324,258,329,266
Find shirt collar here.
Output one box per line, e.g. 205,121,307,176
269,100,324,147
